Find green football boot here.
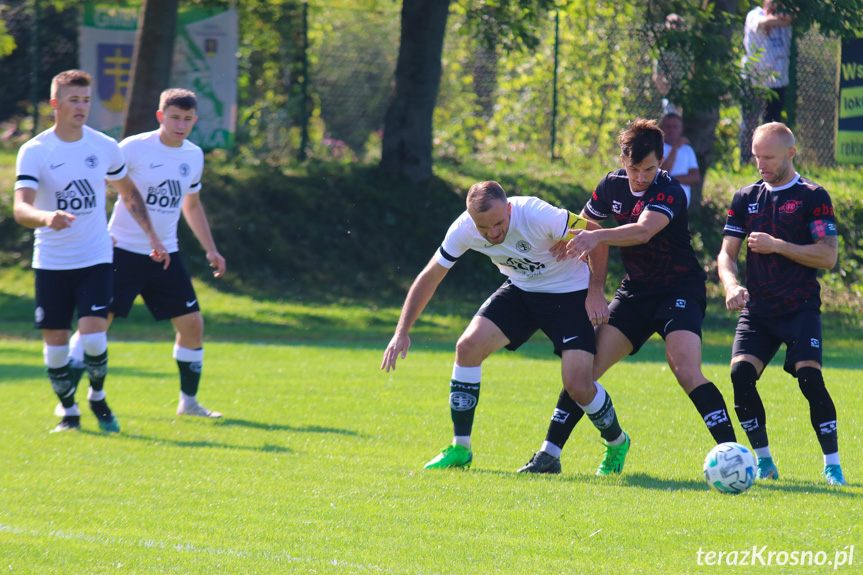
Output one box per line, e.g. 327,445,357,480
424,444,473,469
596,432,630,475
90,399,120,433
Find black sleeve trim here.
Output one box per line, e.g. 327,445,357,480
17,175,38,183
439,246,459,263
107,164,126,176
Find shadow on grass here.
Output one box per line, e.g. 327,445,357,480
82,429,294,454
218,417,364,437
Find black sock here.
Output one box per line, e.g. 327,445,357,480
731,361,769,449
688,382,737,444
450,380,480,437
47,364,76,408
797,367,838,455
544,388,586,449
84,351,108,392
177,358,203,397
584,388,623,443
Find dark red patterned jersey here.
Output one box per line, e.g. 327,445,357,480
584,168,705,290
723,174,836,316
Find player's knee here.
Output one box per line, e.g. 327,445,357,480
796,366,826,398
455,334,486,364
730,361,758,394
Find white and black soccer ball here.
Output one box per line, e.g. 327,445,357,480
703,442,756,494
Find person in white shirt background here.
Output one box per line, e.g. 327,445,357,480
659,113,700,208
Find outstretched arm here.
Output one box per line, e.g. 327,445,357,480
110,175,170,269
718,236,749,311
566,209,671,259
381,257,450,372
182,192,226,278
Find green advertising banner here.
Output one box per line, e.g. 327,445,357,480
80,5,237,149
836,36,863,164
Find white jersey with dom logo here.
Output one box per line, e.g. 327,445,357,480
109,130,204,255
15,125,127,270
436,196,591,294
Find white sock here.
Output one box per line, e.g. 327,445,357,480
80,332,108,356
88,388,106,401
754,447,772,460
44,344,70,369
173,344,204,363
180,391,198,405
68,332,85,364
453,436,471,448
55,403,81,417
541,441,562,458
824,452,840,466
576,381,606,414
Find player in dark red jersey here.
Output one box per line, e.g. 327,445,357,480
718,122,845,486
520,119,736,474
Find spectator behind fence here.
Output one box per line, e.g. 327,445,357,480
739,0,792,164
652,13,688,116
659,113,700,207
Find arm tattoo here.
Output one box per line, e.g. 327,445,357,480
123,187,154,232
814,236,838,248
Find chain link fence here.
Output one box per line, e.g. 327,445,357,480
1,2,842,167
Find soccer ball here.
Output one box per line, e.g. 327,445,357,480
703,442,756,494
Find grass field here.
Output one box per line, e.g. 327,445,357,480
1,272,861,573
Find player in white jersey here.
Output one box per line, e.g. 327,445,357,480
68,88,226,418
381,181,631,474
13,69,168,433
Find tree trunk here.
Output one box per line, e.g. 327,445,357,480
683,0,737,212
380,0,452,182
122,0,180,139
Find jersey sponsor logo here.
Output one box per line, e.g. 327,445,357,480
179,163,191,177
515,240,532,253
84,154,99,169
49,162,66,170
149,163,164,169
654,192,674,204
146,180,183,209
748,203,759,214
812,203,834,216
55,180,97,211
450,392,477,411
612,200,622,214
778,199,802,214
501,257,546,275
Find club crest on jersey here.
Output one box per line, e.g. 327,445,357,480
632,200,644,217
179,163,191,177
779,200,803,214
748,203,759,214
84,155,99,169
516,240,532,253
612,200,622,214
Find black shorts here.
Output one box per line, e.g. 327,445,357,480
112,248,199,321
608,283,706,355
476,280,596,356
732,309,823,376
34,264,113,330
